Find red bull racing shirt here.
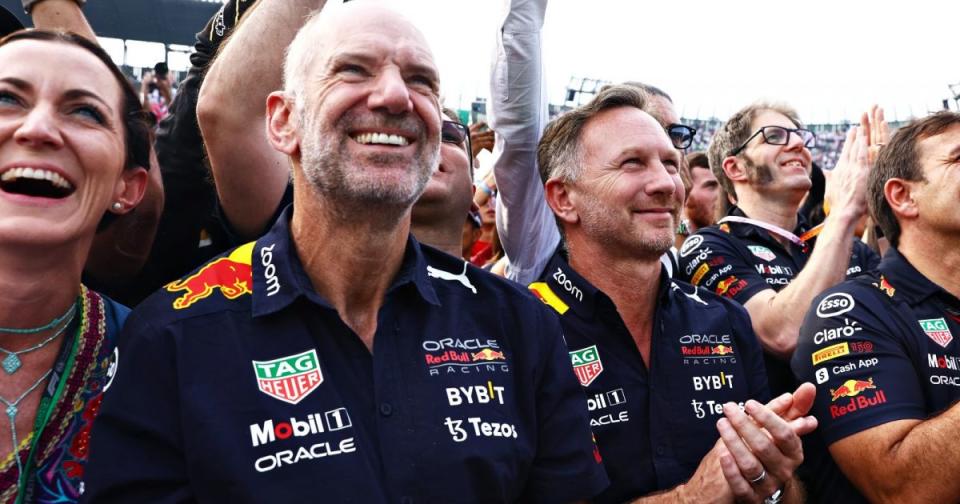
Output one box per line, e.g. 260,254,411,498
81,208,608,503
677,207,880,395
529,249,770,503
792,248,960,503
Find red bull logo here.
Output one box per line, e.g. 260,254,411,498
877,276,896,298
712,345,734,356
472,348,506,362
830,377,876,401
166,242,255,309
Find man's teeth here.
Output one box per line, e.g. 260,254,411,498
353,132,410,146
0,167,73,189
784,161,803,168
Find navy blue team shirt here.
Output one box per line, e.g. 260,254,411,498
792,248,960,503
529,249,770,503
82,207,608,504
677,207,880,395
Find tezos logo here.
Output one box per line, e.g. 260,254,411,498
816,293,855,318
679,235,704,257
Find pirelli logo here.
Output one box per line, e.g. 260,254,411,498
812,342,850,365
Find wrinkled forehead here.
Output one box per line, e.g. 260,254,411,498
918,123,960,172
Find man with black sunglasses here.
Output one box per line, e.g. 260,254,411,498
677,103,881,397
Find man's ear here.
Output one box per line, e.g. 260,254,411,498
266,91,300,156
110,167,149,214
721,155,749,184
544,178,579,226
884,178,919,221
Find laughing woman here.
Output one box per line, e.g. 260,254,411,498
0,30,149,504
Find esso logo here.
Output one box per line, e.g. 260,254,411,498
816,293,855,318
680,235,704,257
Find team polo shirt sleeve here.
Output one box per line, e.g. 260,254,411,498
792,283,926,445
82,313,191,503
677,230,771,304
520,308,610,502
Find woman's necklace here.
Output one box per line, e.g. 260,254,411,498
0,309,75,375
1,368,53,485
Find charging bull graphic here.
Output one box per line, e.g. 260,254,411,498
166,242,255,309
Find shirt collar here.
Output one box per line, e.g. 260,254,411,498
535,246,672,318
878,247,957,307
722,205,811,243
251,205,440,317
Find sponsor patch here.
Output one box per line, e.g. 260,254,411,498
875,275,896,297
679,235,704,257
816,293,855,318
815,367,829,384
252,349,324,405
691,263,710,285
812,342,850,365
813,318,862,345
748,245,776,262
529,282,569,315
444,416,519,443
166,242,255,309
569,345,603,387
691,399,744,419
830,377,876,401
920,318,953,348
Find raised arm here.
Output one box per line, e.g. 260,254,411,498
489,0,560,285
28,0,95,40
197,0,325,238
744,117,878,358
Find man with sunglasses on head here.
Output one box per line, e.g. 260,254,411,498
677,103,880,397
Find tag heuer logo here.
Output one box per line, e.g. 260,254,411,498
253,349,324,404
920,318,954,348
569,345,603,387
748,245,776,262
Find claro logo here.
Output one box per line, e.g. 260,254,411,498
816,293,855,318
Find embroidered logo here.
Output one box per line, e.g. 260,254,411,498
166,242,255,309
920,318,953,348
252,349,324,405
748,245,776,262
427,262,477,294
569,345,603,387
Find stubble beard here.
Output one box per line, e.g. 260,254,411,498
299,109,437,210
577,189,677,259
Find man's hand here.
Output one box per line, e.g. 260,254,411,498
470,122,496,158
676,440,736,504
715,384,817,503
824,124,870,220
860,105,890,165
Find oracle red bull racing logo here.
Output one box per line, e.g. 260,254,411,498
423,338,509,377
252,349,324,405
166,242,254,309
